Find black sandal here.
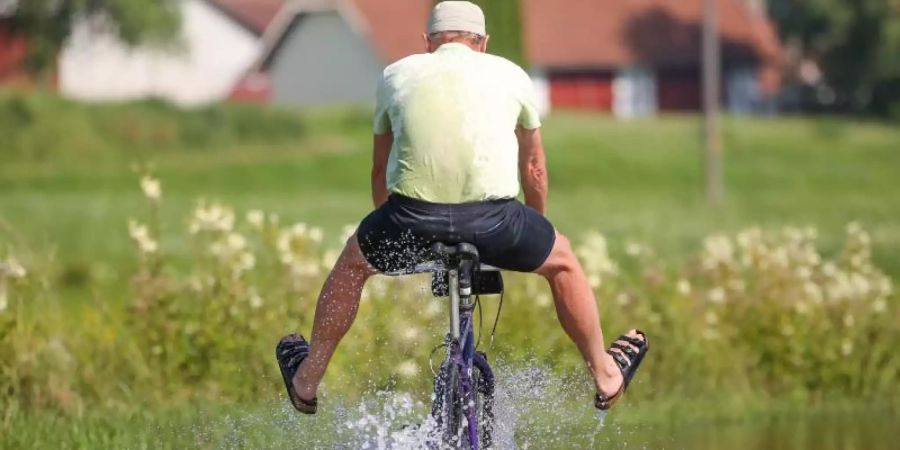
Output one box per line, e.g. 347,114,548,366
594,330,649,411
276,334,318,414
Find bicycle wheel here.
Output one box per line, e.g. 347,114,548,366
431,352,495,449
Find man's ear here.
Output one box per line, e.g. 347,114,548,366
479,34,490,53
422,32,433,53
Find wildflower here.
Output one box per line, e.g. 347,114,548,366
803,282,823,304
424,300,442,318
398,326,422,344
625,241,643,257
536,293,552,308
872,299,887,314
396,360,419,378
841,339,853,356
248,288,263,309
278,223,323,265
0,257,27,279
708,287,726,304
340,224,357,244
727,279,746,293
705,311,718,326
309,227,324,244
246,210,265,229
702,234,734,270
189,201,235,234
140,176,162,202
676,279,691,295
843,314,855,328
576,232,618,287
128,220,159,254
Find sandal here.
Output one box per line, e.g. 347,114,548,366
276,334,318,414
594,330,649,411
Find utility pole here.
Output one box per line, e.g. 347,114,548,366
703,0,723,206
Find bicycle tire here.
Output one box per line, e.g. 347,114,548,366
431,352,495,449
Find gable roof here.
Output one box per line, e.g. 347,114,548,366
256,0,430,69
523,0,781,68
205,0,286,35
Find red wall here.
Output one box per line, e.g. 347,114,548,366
549,71,614,111
0,20,28,82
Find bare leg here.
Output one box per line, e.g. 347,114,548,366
292,235,377,401
535,231,642,397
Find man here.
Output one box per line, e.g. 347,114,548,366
277,1,648,415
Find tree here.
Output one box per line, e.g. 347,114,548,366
768,0,900,114
7,0,181,77
446,0,525,65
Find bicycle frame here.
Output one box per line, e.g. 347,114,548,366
402,242,499,450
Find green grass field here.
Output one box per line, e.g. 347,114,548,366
1,94,899,448
3,98,899,283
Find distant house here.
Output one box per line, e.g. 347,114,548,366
0,8,29,85
523,0,782,117
59,0,283,105
230,0,431,106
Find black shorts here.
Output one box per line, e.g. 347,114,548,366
357,194,556,274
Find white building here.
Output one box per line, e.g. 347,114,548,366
59,0,280,106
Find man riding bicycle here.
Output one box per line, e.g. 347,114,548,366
277,1,648,416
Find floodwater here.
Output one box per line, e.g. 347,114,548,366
184,365,898,449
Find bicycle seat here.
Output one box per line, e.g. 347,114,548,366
419,242,503,297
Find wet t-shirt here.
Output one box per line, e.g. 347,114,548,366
373,43,542,203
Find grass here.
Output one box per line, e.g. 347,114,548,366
3,97,900,284
1,93,899,447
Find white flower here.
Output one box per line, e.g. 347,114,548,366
576,232,618,287
708,287,726,304
676,279,691,295
843,314,855,328
340,224,357,244
128,220,158,254
702,234,734,269
140,176,161,201
625,241,643,257
1,257,27,279
398,326,421,344
536,293,552,308
396,360,419,378
189,201,235,234
705,311,718,326
248,288,263,309
309,227,324,244
841,339,853,356
246,210,265,229
872,299,887,314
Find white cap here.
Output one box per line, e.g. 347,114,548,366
428,1,486,36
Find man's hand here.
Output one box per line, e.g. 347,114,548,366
371,132,393,208
517,126,548,214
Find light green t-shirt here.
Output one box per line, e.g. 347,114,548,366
373,43,542,203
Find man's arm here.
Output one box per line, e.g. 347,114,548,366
517,126,548,214
371,132,393,209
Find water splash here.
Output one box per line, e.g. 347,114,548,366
170,362,629,449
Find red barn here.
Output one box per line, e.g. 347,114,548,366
0,14,30,85
523,0,782,117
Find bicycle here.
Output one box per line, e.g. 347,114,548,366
400,241,504,449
